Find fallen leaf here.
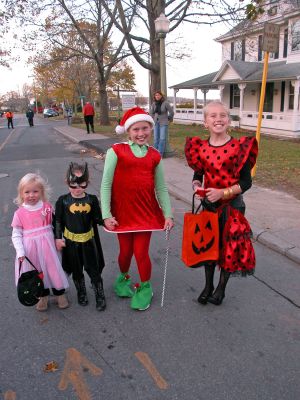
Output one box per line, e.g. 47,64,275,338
93,153,105,159
44,361,59,372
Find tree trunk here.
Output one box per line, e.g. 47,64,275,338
97,77,110,125
149,37,161,98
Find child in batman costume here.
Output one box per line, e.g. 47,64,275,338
54,162,106,311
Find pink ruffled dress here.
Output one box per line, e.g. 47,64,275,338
11,202,69,290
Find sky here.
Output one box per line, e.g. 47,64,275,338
0,20,229,99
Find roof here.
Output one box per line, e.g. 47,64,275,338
170,61,300,89
215,0,300,42
170,72,219,90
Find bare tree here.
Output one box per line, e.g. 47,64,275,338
5,0,135,124
102,0,247,95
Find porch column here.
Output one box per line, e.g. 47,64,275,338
291,80,300,131
238,83,246,119
173,88,179,114
193,88,198,119
218,85,225,102
201,89,209,106
292,80,300,111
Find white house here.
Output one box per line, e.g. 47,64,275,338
171,0,300,138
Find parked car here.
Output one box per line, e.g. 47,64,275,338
43,108,59,118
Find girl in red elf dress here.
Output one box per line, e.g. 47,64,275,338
185,101,258,306
100,107,174,311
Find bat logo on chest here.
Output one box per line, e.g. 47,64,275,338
69,203,91,214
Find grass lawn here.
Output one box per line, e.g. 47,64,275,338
73,117,300,200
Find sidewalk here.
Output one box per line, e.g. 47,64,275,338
54,124,300,265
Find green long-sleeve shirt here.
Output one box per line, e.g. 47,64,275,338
100,141,173,220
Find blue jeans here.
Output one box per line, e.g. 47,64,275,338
154,122,168,156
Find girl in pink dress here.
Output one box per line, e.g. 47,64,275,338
11,173,69,311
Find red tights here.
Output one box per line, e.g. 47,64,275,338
117,232,152,282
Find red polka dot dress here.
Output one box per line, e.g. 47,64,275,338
185,136,258,275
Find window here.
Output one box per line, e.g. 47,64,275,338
269,51,279,59
268,6,277,16
291,20,300,52
283,28,288,58
289,82,294,109
258,35,263,61
231,39,245,61
230,84,240,108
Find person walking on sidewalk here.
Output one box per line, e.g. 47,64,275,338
54,162,106,311
11,173,69,311
185,101,258,306
26,108,34,127
100,107,174,311
6,110,14,129
150,91,174,157
83,101,95,134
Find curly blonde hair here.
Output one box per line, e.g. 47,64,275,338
14,173,51,206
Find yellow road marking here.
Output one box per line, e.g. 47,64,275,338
135,351,169,390
58,348,102,400
4,391,16,400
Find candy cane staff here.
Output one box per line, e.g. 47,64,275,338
100,107,174,311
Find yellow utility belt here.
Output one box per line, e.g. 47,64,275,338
64,227,94,243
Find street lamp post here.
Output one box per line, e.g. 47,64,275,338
154,13,174,157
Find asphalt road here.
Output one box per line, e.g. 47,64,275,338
0,115,299,400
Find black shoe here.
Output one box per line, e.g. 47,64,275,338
207,292,225,305
74,278,88,306
92,280,106,311
197,286,214,305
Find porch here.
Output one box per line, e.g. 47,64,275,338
174,108,300,136
171,60,300,138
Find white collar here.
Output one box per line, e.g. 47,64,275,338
22,200,43,211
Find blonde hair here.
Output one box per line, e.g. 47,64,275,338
203,100,231,120
14,173,51,206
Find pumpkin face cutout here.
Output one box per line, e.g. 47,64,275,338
192,218,215,255
182,210,219,267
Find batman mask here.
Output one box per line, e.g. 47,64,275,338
67,162,89,187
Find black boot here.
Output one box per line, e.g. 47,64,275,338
73,278,88,306
198,264,215,305
92,279,106,311
208,270,231,305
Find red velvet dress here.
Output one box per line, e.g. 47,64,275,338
185,136,258,275
110,143,165,232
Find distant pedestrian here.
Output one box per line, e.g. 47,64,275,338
54,162,106,311
185,101,258,306
26,108,34,127
100,107,174,311
6,110,14,129
11,173,69,311
150,91,174,157
67,108,73,126
83,101,95,134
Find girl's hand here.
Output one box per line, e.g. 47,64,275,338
164,218,174,231
56,239,66,251
104,217,119,231
18,256,25,262
205,188,224,203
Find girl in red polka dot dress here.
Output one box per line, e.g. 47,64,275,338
185,101,258,306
